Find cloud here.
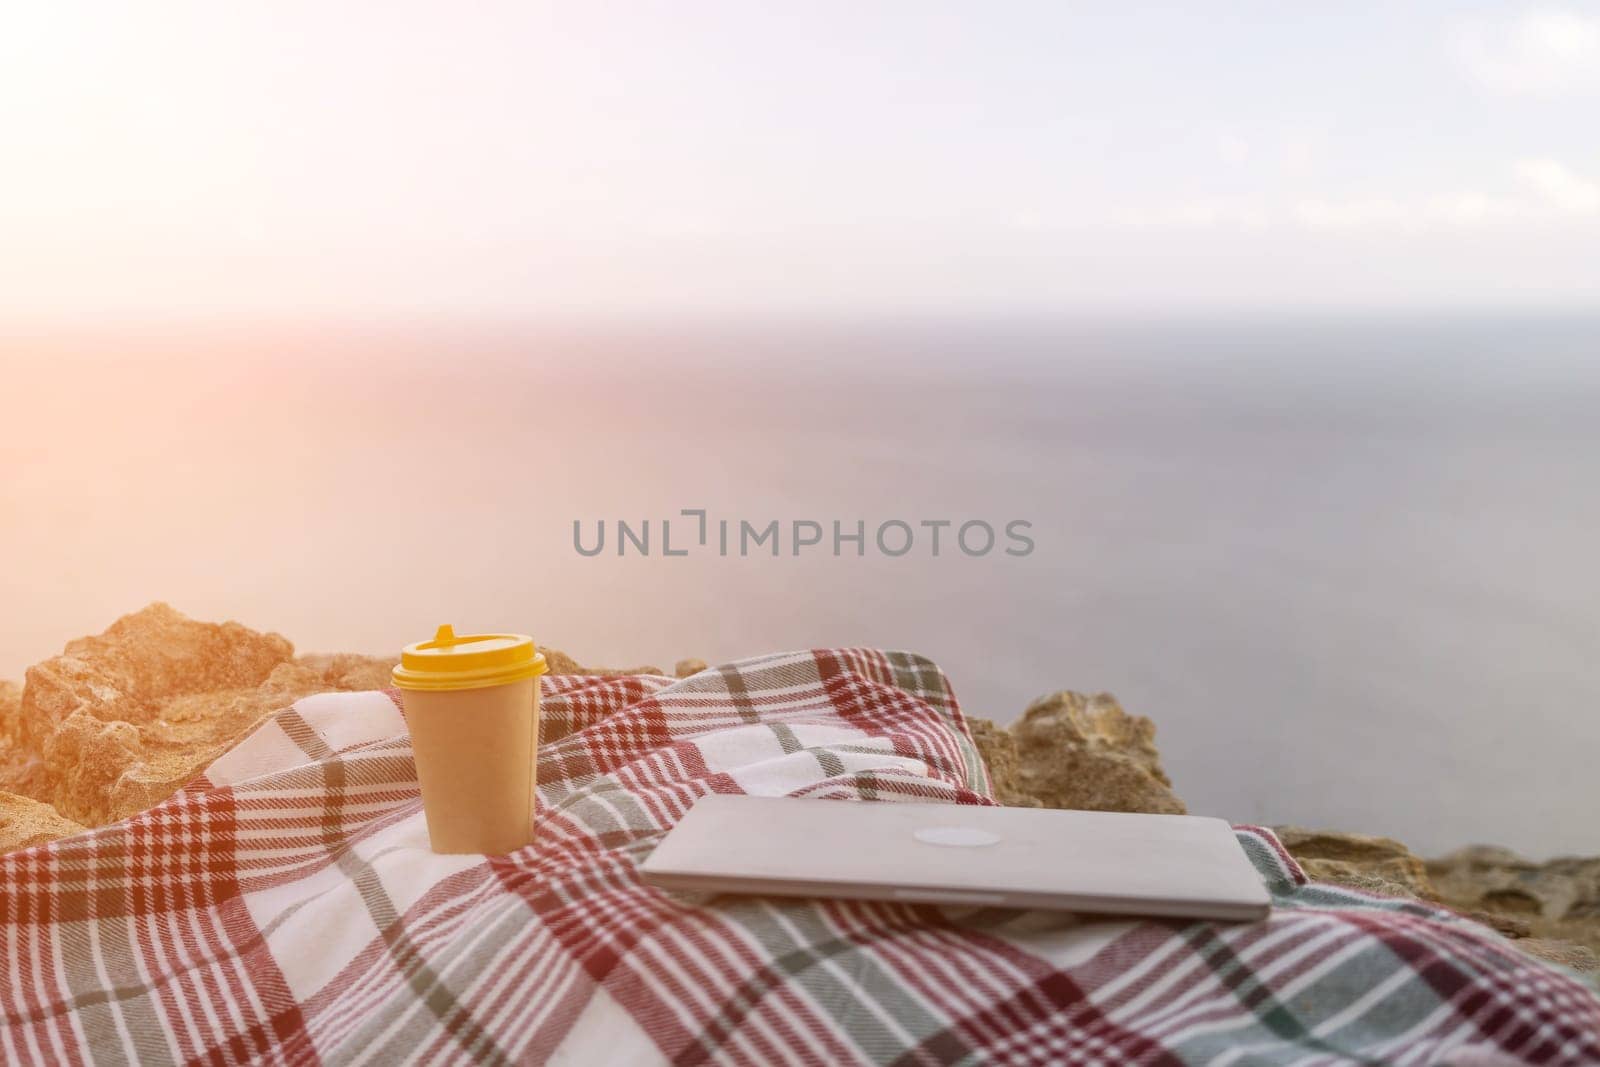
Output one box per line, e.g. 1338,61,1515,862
1115,198,1270,230
1289,160,1600,231
1059,159,1600,234
1452,8,1600,97
1515,157,1600,214
1216,134,1252,166
1292,198,1411,231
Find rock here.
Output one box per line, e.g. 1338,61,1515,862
967,717,1041,807
0,605,369,830
1515,939,1598,974
1480,887,1542,915
1428,846,1573,918
1462,910,1532,939
39,712,143,826
674,658,709,679
1427,846,1600,961
1433,844,1528,870
294,653,399,691
0,680,31,792
1275,827,1438,900
83,656,393,826
78,663,349,826
16,603,293,750
1299,862,1428,901
0,790,86,857
0,679,21,743
0,791,86,854
1007,691,1185,815
1272,828,1600,971
541,647,586,674
541,646,664,677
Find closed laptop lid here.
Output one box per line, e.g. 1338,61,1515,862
641,795,1271,922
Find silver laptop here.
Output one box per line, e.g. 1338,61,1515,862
641,795,1270,922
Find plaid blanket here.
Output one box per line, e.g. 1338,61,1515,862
2,649,1596,1066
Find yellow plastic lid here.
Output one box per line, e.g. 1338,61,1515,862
391,624,549,692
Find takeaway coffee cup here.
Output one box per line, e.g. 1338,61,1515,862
391,624,548,854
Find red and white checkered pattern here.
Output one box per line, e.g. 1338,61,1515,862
2,649,1595,1065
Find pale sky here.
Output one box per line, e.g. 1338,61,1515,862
3,1,1599,319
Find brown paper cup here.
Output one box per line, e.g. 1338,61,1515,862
402,676,538,854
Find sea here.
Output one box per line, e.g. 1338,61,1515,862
2,315,1597,858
